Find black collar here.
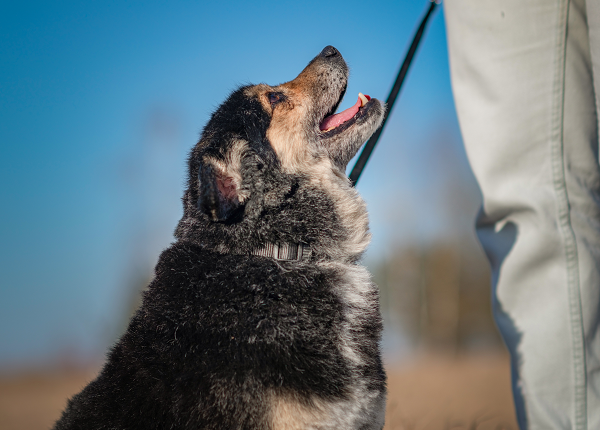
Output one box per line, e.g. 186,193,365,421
251,242,310,261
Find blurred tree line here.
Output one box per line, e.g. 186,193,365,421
372,237,501,353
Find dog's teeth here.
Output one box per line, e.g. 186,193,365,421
359,93,369,107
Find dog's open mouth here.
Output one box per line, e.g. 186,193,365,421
319,93,373,137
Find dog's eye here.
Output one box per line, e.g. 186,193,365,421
267,92,284,105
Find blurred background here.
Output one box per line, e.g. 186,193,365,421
0,1,516,429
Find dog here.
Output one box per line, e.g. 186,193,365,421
54,45,386,430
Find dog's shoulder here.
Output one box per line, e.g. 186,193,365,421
143,242,356,340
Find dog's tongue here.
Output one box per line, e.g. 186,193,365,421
320,93,370,131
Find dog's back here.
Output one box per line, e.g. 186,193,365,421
54,46,386,430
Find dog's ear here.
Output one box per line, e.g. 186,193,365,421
197,141,249,221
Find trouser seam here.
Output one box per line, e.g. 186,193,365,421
551,1,588,429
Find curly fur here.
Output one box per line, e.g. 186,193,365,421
54,46,386,430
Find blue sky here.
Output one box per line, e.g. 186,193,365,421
0,1,480,368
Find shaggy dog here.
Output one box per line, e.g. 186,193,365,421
54,45,386,430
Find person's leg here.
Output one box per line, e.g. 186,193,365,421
444,1,600,429
582,4,600,430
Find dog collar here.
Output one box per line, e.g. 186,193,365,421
251,242,311,261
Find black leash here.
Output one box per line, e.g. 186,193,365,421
349,0,440,186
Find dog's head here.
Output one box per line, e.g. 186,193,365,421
175,46,385,262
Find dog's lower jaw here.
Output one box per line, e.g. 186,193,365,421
318,99,386,171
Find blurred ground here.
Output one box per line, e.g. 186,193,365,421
0,352,517,430
0,367,97,430
384,352,517,430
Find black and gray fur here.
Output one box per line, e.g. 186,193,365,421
54,46,386,430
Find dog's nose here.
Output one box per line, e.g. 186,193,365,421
320,45,339,58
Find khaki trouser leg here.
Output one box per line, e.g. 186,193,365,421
445,1,600,428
